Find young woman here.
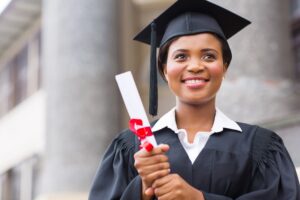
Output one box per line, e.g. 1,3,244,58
89,1,300,199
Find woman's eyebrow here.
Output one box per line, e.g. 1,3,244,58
201,48,218,53
171,48,218,56
170,49,189,56
171,48,189,53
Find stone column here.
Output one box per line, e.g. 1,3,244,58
39,0,120,198
210,0,299,123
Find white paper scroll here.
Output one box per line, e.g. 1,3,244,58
115,71,157,147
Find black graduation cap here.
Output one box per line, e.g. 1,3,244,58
134,0,251,116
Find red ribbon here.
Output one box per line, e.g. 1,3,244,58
129,118,154,151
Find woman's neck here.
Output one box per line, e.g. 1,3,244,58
175,100,216,142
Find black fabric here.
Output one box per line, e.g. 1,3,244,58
159,12,226,47
88,123,300,200
134,0,251,47
251,126,273,165
149,22,158,116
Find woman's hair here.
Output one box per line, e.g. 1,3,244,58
157,33,232,81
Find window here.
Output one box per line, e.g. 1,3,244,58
0,31,42,118
291,0,300,78
0,156,39,200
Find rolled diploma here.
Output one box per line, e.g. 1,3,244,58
115,71,157,147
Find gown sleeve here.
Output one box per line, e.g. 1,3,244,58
203,131,300,200
88,130,142,200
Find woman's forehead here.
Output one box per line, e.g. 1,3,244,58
168,33,222,51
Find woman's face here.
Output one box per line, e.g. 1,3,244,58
163,33,227,106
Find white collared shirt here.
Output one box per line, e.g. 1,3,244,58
152,108,242,163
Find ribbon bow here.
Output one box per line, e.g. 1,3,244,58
129,119,154,151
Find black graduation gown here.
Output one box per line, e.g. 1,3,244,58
88,122,300,200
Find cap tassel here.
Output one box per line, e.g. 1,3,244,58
149,22,158,116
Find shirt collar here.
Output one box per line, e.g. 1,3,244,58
152,107,242,133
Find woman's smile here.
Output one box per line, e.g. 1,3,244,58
182,76,209,89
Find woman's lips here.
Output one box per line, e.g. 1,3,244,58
182,77,209,89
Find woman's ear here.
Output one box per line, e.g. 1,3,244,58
223,63,228,73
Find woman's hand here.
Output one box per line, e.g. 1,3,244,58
152,174,205,200
134,144,170,199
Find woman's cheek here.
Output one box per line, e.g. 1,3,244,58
208,63,225,77
165,63,184,78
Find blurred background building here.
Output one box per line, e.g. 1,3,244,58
0,0,299,199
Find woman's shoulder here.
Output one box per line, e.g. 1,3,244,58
117,128,136,140
237,122,281,140
110,128,138,154
235,122,285,163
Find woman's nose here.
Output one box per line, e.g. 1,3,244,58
187,59,205,73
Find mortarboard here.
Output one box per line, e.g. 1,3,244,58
134,0,251,116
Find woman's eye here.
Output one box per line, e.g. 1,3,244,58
202,54,216,61
174,53,187,61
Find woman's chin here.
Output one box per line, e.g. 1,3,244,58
178,97,216,107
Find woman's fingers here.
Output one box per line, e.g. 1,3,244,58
134,144,170,158
158,144,170,153
137,162,170,177
153,174,204,200
143,168,170,183
133,143,171,193
152,173,175,188
134,154,169,169
134,144,170,169
145,187,154,196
